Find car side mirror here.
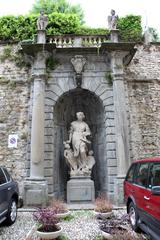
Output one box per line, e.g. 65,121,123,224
152,186,160,196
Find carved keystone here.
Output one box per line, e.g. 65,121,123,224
71,55,86,87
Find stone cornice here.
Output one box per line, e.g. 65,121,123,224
21,43,56,56
101,42,137,66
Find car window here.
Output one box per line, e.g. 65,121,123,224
148,163,160,189
126,164,135,182
0,168,7,185
3,168,11,182
135,163,149,187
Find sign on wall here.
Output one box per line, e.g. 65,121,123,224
8,134,18,148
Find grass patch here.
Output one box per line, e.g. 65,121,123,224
72,210,94,218
57,235,69,240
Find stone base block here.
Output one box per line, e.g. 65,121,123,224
114,176,125,206
67,177,95,204
23,178,48,207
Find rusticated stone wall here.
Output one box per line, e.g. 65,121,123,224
0,44,30,193
125,44,160,160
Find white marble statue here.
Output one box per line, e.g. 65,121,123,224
108,9,118,30
64,112,95,176
37,10,48,30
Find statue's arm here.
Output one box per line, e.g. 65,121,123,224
64,150,68,158
44,16,49,28
84,123,91,136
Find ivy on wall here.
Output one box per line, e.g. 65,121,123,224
0,14,142,42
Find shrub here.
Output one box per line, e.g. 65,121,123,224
75,27,109,35
0,14,142,42
50,199,68,214
0,13,80,41
33,207,59,232
95,194,113,213
117,15,142,42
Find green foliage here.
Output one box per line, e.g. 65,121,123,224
47,13,80,34
62,214,75,222
95,236,103,240
29,0,84,24
117,15,142,42
0,45,30,69
46,57,59,71
105,71,113,86
75,27,109,35
0,45,12,62
0,14,142,42
57,235,69,240
0,15,37,41
72,210,94,218
0,13,80,41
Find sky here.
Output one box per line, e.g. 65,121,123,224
0,0,159,33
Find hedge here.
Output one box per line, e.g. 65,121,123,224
0,13,142,42
0,13,80,41
117,15,142,42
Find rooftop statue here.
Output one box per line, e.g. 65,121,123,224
64,112,95,177
37,10,48,30
108,9,118,30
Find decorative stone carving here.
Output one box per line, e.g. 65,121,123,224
71,55,86,74
71,55,86,87
108,9,118,30
64,112,95,177
37,10,48,30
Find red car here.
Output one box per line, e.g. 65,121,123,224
124,157,160,240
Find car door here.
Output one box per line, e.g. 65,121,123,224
142,162,160,235
0,167,8,218
133,162,150,221
124,163,137,203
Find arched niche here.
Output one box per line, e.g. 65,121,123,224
53,88,107,199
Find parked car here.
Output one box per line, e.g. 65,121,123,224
124,157,160,240
0,166,19,225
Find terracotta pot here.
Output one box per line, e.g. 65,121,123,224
93,210,113,218
101,230,113,239
56,210,71,218
36,226,62,240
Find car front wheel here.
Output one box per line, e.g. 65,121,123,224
128,202,140,232
6,199,17,225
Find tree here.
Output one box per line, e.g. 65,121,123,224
29,0,84,24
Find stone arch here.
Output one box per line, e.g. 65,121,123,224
44,81,116,200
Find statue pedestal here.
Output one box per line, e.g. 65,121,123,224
23,178,48,206
110,29,119,42
67,176,95,204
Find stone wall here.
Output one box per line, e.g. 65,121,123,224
125,44,160,160
0,44,30,193
1,42,160,199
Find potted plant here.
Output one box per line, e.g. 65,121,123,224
50,198,70,218
94,194,113,218
33,207,62,239
99,214,141,240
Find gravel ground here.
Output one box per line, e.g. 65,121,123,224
0,211,35,240
0,209,146,240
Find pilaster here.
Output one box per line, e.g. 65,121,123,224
23,30,49,206
111,51,130,205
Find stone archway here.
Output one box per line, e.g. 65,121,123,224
53,88,107,199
